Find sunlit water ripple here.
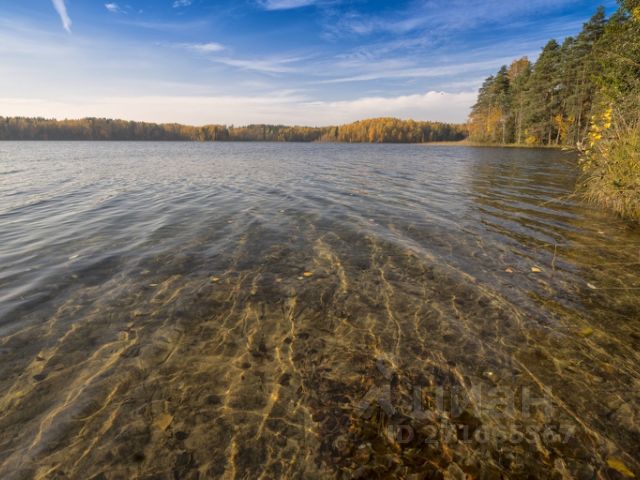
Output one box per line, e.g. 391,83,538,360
0,142,639,479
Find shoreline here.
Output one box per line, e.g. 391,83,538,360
420,140,569,149
0,139,570,149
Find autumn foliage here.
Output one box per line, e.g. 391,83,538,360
0,117,467,144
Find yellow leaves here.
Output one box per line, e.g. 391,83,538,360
633,6,640,22
487,109,503,129
578,327,594,337
602,108,613,130
297,271,314,280
554,114,569,141
210,276,221,283
587,106,613,152
607,458,636,478
604,108,613,121
154,413,173,431
531,266,543,273
507,57,531,80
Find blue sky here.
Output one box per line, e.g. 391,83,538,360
0,0,616,125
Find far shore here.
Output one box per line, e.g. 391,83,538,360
420,140,569,149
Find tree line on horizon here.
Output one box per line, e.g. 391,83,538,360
0,117,467,143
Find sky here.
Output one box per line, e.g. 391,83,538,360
0,0,617,126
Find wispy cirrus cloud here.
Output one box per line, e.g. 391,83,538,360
323,0,597,39
173,0,193,7
179,42,225,53
116,18,210,31
210,55,308,74
258,0,325,11
318,57,522,84
105,3,124,14
50,0,71,32
165,37,305,74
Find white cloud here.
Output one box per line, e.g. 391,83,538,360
180,42,225,53
258,0,321,11
50,0,71,33
105,3,124,14
327,0,581,37
116,18,208,31
0,90,476,126
318,57,519,84
210,55,306,74
305,91,477,124
173,0,192,7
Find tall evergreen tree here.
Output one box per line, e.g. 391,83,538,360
523,39,563,145
469,7,608,147
508,57,532,144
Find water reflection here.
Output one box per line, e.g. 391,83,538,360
0,142,638,479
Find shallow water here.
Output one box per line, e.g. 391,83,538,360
0,142,639,479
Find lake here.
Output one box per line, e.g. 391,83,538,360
0,142,639,479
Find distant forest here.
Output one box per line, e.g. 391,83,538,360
0,117,467,143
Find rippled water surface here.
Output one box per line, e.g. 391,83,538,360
1,142,639,479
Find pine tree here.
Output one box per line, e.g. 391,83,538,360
508,58,532,144
523,40,562,145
